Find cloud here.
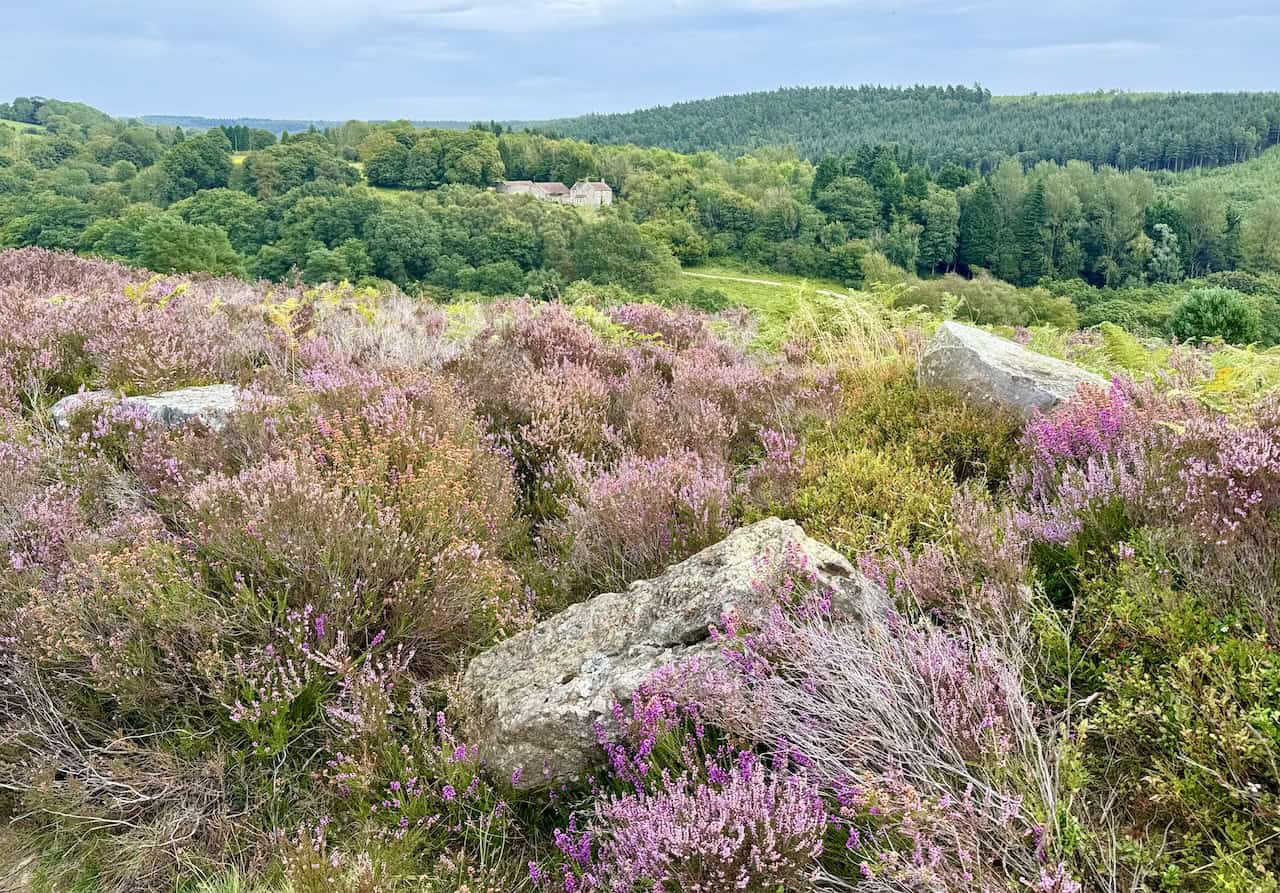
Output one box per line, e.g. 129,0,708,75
250,0,650,31
244,0,951,33
348,35,475,63
1204,13,1280,26
1002,40,1159,61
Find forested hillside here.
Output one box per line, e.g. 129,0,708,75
3,94,1280,349
543,85,1280,171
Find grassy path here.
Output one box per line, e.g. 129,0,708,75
682,270,848,300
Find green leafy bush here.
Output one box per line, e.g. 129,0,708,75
1170,287,1262,344
1079,297,1174,336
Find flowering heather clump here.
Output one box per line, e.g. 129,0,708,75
548,450,733,596
586,755,826,893
1013,371,1280,634
606,302,716,351
1172,410,1280,546
4,481,86,577
744,427,805,507
862,486,1031,628
1023,378,1152,466
592,661,718,792
705,552,1069,890
452,299,809,526
538,746,827,893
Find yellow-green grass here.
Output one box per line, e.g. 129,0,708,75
681,263,853,325
675,263,917,360
0,119,45,134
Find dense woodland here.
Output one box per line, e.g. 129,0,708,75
544,85,1280,171
3,92,1280,346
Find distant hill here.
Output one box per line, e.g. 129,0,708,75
537,84,1280,172
0,96,115,129
142,114,477,135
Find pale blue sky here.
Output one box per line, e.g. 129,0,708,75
3,1,1278,121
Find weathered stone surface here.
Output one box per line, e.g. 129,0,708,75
50,384,240,431
461,517,887,789
0,829,35,893
0,856,34,893
919,321,1106,419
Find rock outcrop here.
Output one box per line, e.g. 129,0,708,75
50,384,241,431
919,321,1105,419
461,518,887,789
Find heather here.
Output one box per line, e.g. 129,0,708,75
1,247,1279,892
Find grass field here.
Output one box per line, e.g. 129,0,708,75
680,263,866,351
682,263,852,309
0,118,46,134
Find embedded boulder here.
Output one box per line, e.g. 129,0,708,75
460,517,887,789
50,384,241,432
919,321,1105,419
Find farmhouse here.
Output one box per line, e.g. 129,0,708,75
497,180,564,199
568,179,613,207
498,179,613,207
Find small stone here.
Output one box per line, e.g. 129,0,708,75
50,384,241,431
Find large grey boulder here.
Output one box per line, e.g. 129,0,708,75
919,321,1105,419
50,384,241,431
460,518,887,789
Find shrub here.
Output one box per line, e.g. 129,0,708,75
1014,375,1280,635
1037,556,1280,889
450,299,810,580
534,662,826,893
765,360,1020,556
861,486,1031,628
1170,287,1262,344
1079,296,1174,336
781,441,954,556
892,272,1079,329
577,756,826,893
547,451,733,598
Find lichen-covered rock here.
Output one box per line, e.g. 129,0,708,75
460,518,887,789
50,384,240,431
919,321,1105,419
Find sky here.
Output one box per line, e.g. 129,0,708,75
3,1,1279,122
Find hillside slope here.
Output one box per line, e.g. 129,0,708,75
541,85,1280,170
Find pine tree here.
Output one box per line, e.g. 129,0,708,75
1017,182,1051,285
1219,206,1244,271
958,181,998,270
1148,223,1184,282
